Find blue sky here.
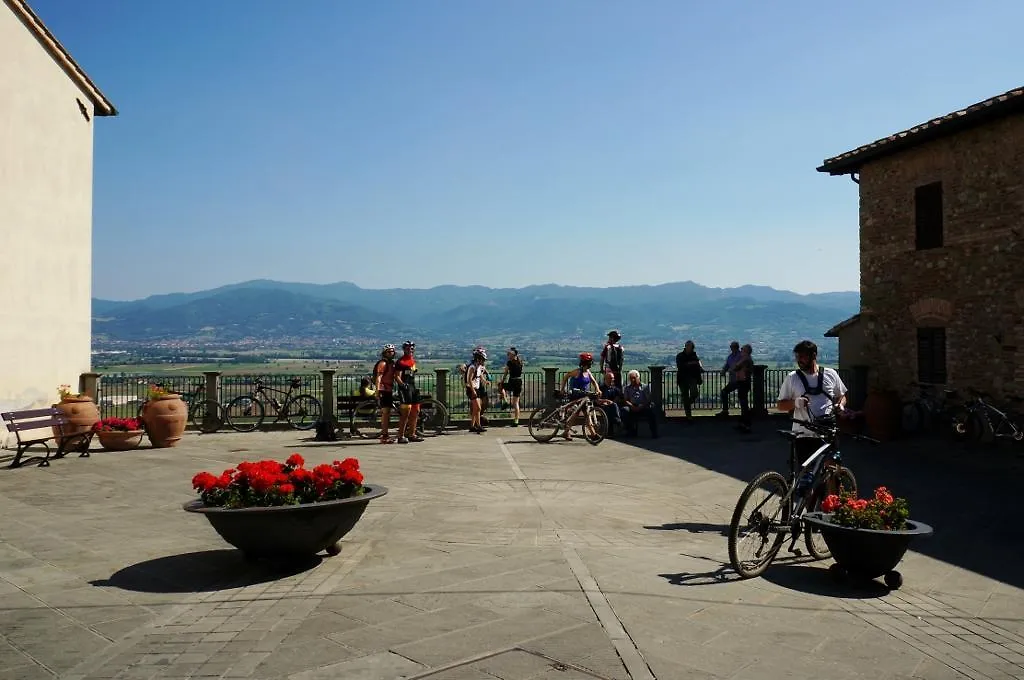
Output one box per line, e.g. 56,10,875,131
30,0,1024,300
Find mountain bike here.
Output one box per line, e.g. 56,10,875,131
527,390,609,446
900,382,961,436
727,414,875,579
954,388,1024,443
349,395,450,439
224,377,322,432
136,381,225,434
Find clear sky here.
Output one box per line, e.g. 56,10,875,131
29,0,1024,300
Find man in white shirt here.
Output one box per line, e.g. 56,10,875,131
776,340,848,457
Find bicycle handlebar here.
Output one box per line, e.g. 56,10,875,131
789,417,880,445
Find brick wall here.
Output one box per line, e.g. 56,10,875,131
857,113,1024,396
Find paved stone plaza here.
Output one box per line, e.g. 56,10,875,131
0,421,1022,679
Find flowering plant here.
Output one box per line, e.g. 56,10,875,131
57,384,85,401
191,454,365,509
93,417,143,432
821,486,909,531
147,384,172,399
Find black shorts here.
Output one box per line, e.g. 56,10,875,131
503,378,523,397
397,383,421,405
377,391,394,407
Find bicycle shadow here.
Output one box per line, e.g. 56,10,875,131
644,522,730,536
659,553,818,587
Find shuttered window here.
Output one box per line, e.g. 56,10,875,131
917,327,947,384
915,182,944,250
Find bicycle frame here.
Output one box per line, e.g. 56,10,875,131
969,396,1023,441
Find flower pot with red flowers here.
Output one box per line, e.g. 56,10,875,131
140,384,187,448
93,417,145,451
803,486,933,589
183,454,386,560
53,384,101,451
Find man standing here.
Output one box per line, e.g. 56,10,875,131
717,341,742,416
622,370,658,438
776,340,848,459
601,330,624,387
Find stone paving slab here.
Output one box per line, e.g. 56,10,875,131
0,423,1022,679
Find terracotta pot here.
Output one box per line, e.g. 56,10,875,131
53,397,101,451
97,430,144,451
863,390,901,442
142,395,187,448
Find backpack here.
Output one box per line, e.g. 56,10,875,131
608,343,623,370
796,367,834,402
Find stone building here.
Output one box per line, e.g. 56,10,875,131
818,86,1024,396
0,0,116,427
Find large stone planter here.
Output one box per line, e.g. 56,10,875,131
142,395,187,448
53,396,100,451
183,485,388,560
803,512,933,589
97,430,144,451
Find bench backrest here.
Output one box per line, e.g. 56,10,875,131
1,408,70,434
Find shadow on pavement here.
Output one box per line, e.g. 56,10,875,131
761,562,891,599
644,521,730,536
633,416,1024,590
90,549,321,593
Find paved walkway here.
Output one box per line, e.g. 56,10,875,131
0,421,1022,679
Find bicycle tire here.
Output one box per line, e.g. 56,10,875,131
225,395,264,433
417,398,450,436
584,406,609,446
804,466,857,560
350,400,383,439
285,394,321,430
528,405,561,443
189,399,224,434
901,401,924,434
728,470,789,579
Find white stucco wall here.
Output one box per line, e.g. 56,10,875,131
0,5,95,442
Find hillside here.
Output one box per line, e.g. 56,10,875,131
93,279,858,361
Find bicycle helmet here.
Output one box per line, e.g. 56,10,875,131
579,352,593,364
473,347,488,361
607,329,621,340
402,340,415,350
381,343,396,355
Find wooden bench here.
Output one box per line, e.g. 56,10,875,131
337,395,374,434
1,408,95,469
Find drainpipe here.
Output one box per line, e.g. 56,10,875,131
850,172,860,184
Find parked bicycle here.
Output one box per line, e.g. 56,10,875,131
348,395,450,439
901,382,961,437
953,388,1024,443
727,414,874,579
224,377,322,432
527,390,608,445
135,381,225,434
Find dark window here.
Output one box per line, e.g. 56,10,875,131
915,181,943,250
917,327,947,384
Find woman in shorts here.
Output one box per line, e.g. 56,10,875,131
499,347,524,426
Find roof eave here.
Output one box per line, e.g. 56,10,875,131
5,0,117,116
817,89,1024,176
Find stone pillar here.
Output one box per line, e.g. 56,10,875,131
752,364,768,415
203,371,220,403
320,369,337,426
79,372,100,401
435,368,449,406
543,367,558,407
648,366,665,418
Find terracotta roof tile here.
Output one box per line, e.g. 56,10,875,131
817,87,1024,175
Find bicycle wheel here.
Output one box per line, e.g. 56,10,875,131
953,409,986,442
901,401,924,435
189,399,224,434
417,398,450,436
728,470,789,579
225,396,264,433
804,466,857,560
350,400,383,439
583,406,609,446
528,405,561,443
285,394,321,430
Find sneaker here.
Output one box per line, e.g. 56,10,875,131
398,437,409,444
512,420,519,427
409,436,425,442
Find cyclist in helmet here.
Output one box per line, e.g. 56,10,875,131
372,344,397,443
466,347,489,433
600,330,624,386
394,341,423,444
558,352,601,441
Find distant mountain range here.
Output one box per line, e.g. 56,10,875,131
92,280,859,359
